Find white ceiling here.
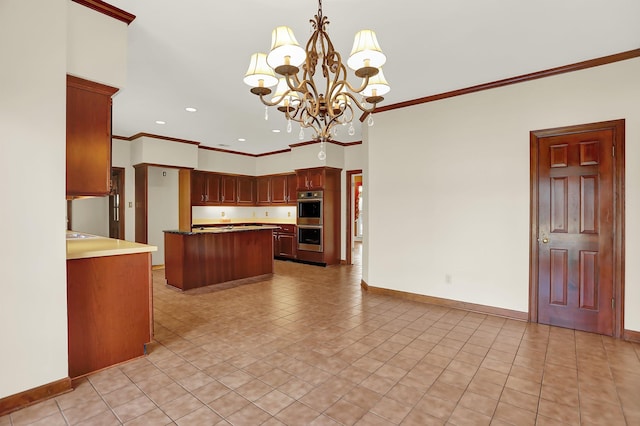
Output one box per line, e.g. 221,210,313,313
107,0,640,155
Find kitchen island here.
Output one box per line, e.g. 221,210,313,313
66,232,157,379
164,226,277,291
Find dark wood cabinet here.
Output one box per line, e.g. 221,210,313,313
296,167,325,190
66,75,118,197
237,176,255,205
67,252,152,378
220,175,236,204
295,167,342,265
274,224,297,259
191,171,222,205
286,174,297,205
256,176,271,205
257,173,297,205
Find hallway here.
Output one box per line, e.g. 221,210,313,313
2,256,640,425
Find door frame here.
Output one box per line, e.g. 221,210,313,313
345,169,362,265
529,119,625,337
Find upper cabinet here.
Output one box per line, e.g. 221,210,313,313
296,167,331,191
257,174,297,205
236,176,255,205
66,75,118,197
191,171,221,205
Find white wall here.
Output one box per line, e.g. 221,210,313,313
148,167,179,265
0,0,68,399
131,136,199,168
366,57,640,331
112,139,136,242
67,0,128,88
198,148,256,175
70,198,109,236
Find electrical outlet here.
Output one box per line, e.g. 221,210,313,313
221,211,225,217
265,211,269,217
445,274,452,284
287,211,291,217
128,202,132,208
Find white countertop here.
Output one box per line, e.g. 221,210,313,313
66,231,157,260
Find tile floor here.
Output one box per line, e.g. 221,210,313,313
2,248,640,425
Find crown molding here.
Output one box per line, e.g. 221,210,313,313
71,0,135,25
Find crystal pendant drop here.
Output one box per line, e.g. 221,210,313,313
348,122,355,136
264,106,268,121
298,127,304,140
368,114,374,126
318,141,326,160
286,119,292,133
333,127,338,136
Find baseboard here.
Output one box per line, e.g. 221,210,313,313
623,329,640,344
151,264,165,270
0,378,72,416
361,280,528,321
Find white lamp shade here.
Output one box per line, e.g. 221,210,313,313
347,29,386,71
243,53,278,87
267,26,306,69
272,77,300,106
361,68,390,97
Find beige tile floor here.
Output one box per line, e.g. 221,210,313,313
2,246,640,425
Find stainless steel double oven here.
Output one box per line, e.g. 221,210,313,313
297,190,323,252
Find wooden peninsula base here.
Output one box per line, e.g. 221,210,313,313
164,227,275,291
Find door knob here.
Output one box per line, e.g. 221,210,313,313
542,237,549,244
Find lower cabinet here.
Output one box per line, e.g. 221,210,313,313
67,253,152,378
274,224,297,259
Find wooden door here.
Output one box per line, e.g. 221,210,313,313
531,120,624,336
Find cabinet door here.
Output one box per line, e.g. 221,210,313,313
278,233,297,258
286,174,297,204
256,176,271,205
191,171,205,205
220,175,237,204
296,171,309,190
66,76,118,196
237,176,255,205
307,168,325,190
270,175,288,204
204,173,222,204
296,168,325,190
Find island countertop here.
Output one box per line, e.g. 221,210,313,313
164,225,280,236
66,231,157,260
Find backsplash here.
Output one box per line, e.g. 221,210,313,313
192,205,296,225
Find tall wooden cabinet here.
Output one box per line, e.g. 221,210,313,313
295,167,342,266
66,75,118,197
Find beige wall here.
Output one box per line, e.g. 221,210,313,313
365,57,640,332
0,0,68,399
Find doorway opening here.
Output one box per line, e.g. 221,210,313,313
346,169,363,265
109,167,125,240
529,119,625,337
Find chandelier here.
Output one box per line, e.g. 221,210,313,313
243,0,390,160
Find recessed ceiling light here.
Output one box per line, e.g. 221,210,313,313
272,129,280,133
238,138,246,142
155,120,166,125
185,107,197,112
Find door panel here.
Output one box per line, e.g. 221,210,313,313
536,128,614,335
